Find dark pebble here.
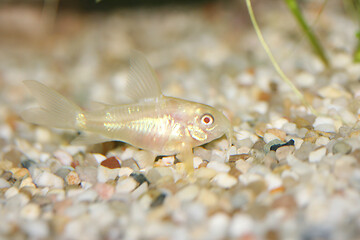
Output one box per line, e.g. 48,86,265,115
130,172,150,185
150,193,166,208
21,159,37,170
270,139,295,151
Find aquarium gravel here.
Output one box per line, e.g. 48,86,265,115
1,1,360,239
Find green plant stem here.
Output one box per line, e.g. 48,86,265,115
245,0,317,116
284,0,329,67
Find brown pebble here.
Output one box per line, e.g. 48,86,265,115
269,186,285,194
228,167,242,178
247,180,267,196
272,194,297,216
65,171,81,185
94,183,115,200
100,156,121,169
304,130,319,143
266,128,286,141
293,117,312,129
229,154,250,162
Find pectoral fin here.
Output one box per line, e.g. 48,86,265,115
126,51,163,102
177,142,194,175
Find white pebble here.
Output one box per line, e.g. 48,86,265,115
5,187,19,199
207,161,230,173
116,177,138,194
263,133,280,144
282,123,297,135
92,153,107,164
176,184,199,202
21,203,41,220
265,173,282,190
193,156,203,169
313,117,336,132
118,167,134,177
21,220,49,239
0,178,11,188
207,213,230,239
229,214,254,238
315,136,330,146
97,166,119,183
309,147,327,163
54,150,73,166
212,173,237,188
34,171,64,189
236,160,251,174
295,72,315,88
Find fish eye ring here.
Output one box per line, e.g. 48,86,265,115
201,114,214,125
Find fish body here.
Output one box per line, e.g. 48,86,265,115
21,51,232,167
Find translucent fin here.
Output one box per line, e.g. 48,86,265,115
126,51,162,102
71,132,112,145
90,101,114,110
21,80,82,129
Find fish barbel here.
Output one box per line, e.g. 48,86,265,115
21,51,232,171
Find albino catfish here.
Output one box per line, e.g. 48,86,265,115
21,51,232,172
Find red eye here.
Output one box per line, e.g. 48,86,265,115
201,114,214,125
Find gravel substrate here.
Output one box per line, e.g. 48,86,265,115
1,1,360,239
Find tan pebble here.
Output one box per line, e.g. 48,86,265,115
20,177,36,189
246,180,267,196
65,171,81,185
350,130,360,138
275,146,295,161
197,188,218,207
304,130,319,143
195,167,217,179
255,122,267,137
272,194,297,216
228,167,242,178
176,184,199,201
294,117,312,129
0,160,14,171
269,186,285,194
52,216,69,235
21,203,41,220
235,160,251,174
266,129,286,141
273,165,291,175
10,168,30,179
212,173,237,188
229,154,250,162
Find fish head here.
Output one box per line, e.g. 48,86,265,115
186,103,232,147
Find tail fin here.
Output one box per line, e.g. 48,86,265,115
21,80,82,129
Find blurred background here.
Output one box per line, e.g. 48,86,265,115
0,0,355,123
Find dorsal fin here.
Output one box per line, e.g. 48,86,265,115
125,51,163,102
